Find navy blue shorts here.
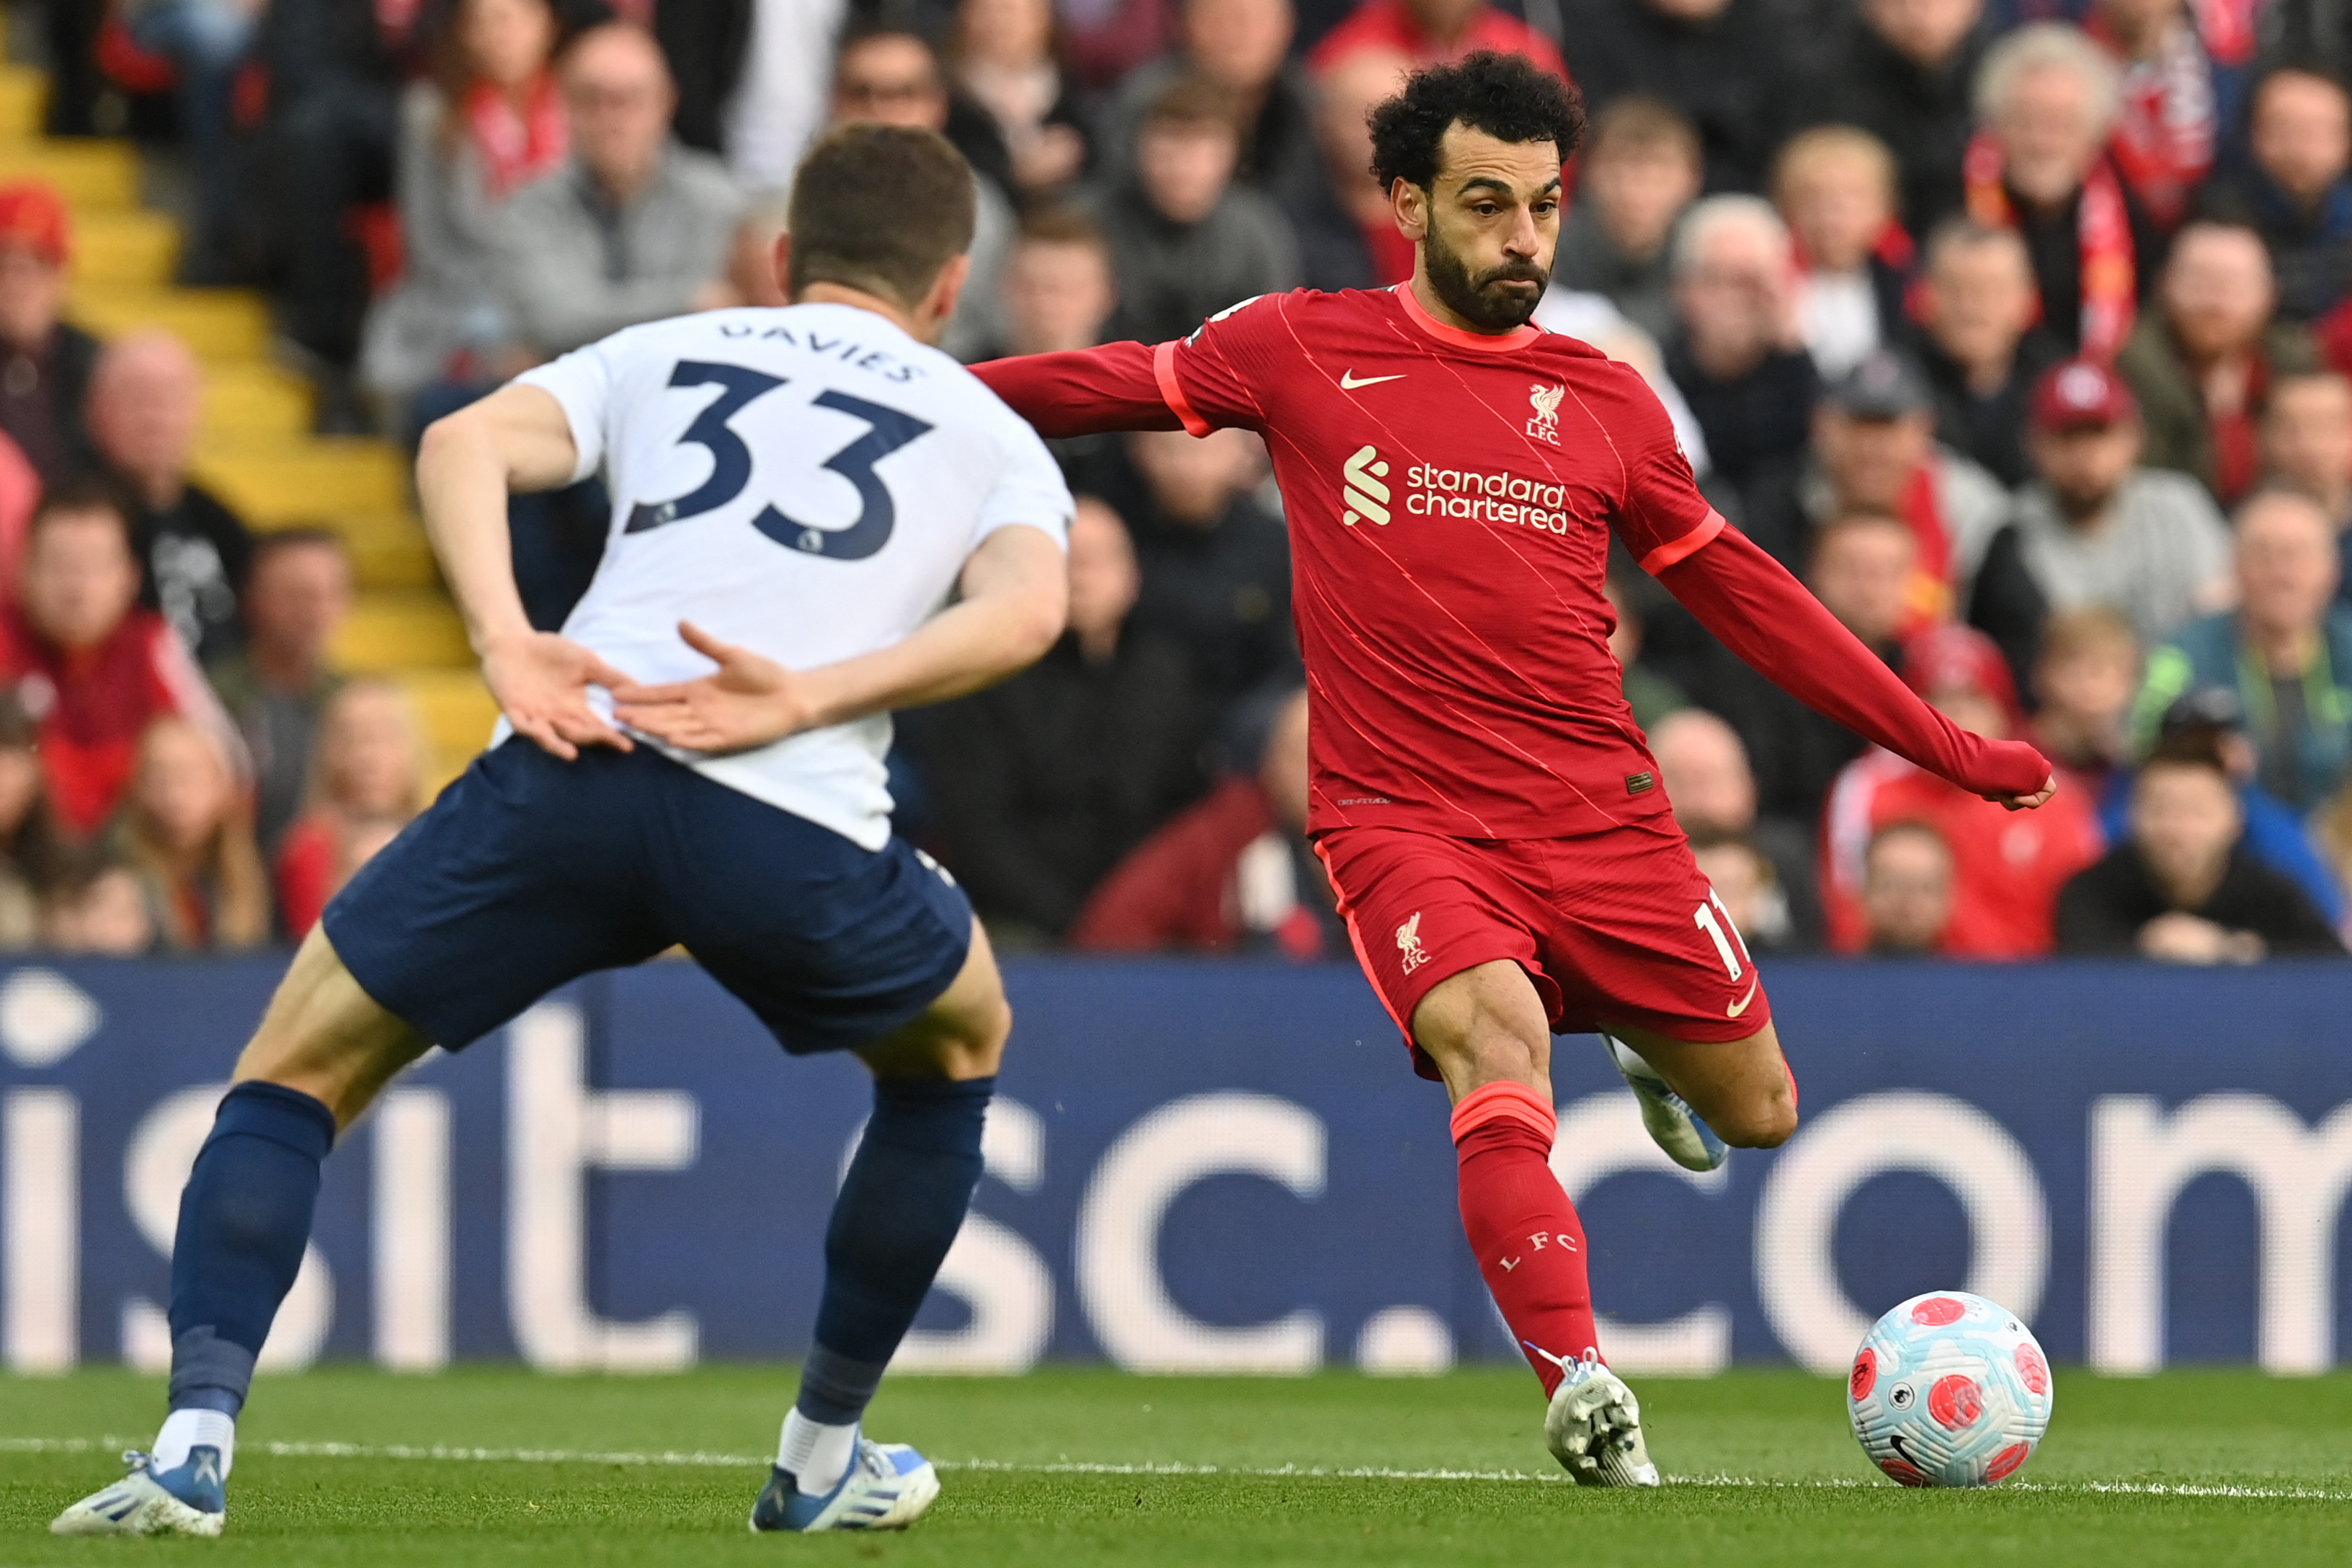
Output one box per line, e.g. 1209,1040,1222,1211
323,739,974,1055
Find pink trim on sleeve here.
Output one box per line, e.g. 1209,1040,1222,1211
1637,509,1727,575
1152,339,1212,437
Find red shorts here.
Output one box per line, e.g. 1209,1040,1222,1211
1316,821,1772,1080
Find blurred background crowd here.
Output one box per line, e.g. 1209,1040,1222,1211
3,0,2352,966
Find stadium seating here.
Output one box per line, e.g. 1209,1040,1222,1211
0,18,496,790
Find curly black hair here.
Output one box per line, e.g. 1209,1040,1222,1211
1368,51,1587,192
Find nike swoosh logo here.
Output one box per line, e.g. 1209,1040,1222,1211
1340,370,1405,389
1726,979,1760,1019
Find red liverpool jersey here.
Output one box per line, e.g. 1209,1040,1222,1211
1152,284,1721,839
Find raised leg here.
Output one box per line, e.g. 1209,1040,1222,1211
1601,1018,1797,1149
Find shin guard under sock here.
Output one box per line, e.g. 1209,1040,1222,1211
793,1075,993,1427
166,1082,337,1416
1452,1082,1597,1398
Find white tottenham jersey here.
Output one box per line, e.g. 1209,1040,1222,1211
517,302,1074,849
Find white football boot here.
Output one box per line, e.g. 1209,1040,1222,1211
1544,1359,1661,1487
1601,1031,1729,1172
50,1448,227,1537
749,1432,940,1532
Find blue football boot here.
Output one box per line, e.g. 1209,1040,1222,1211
51,1447,228,1537
749,1433,940,1532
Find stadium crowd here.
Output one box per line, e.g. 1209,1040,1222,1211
6,0,2352,962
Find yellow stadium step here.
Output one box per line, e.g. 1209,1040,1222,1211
0,68,48,142
190,436,409,525
394,669,500,785
334,592,473,672
249,507,437,592
200,362,312,438
0,138,139,209
74,206,177,288
70,285,270,359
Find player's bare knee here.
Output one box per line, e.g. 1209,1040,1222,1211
1716,1095,1797,1149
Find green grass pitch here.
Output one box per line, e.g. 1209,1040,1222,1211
4,1366,2350,1565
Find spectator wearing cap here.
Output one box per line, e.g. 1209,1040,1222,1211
84,330,256,668
1556,0,1801,195
2196,68,2352,326
1806,0,1994,237
0,181,97,485
1665,196,1819,489
1858,820,1959,955
2085,0,2217,233
494,22,744,360
1072,686,1342,956
1965,24,2160,360
1913,218,2067,487
2116,220,2320,508
0,481,243,839
1090,74,1301,348
2132,488,2352,810
1822,623,2105,957
2057,729,2343,958
2260,370,2352,600
1309,0,1567,81
2011,357,2235,643
828,27,1015,364
1773,127,1910,382
1649,708,1821,948
1742,349,2042,683
2103,682,2346,923
1549,97,1703,347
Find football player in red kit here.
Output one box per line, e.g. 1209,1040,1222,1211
975,53,2055,1484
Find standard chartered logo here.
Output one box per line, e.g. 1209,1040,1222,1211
1342,445,1390,527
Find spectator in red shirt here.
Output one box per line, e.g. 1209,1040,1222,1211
1822,624,2107,956
114,716,269,953
275,679,429,938
0,481,241,839
1308,0,1565,81
1072,685,1341,956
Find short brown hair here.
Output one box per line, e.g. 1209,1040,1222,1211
787,122,976,308
1585,94,1698,169
1144,74,1240,135
1017,205,1105,250
30,475,134,545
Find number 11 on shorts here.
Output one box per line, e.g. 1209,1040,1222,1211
1693,891,1752,981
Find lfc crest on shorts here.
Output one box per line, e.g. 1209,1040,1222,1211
1526,383,1564,445
1396,912,1430,974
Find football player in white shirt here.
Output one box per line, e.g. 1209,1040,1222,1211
55,125,1072,1541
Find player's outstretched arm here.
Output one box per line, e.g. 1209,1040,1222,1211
416,385,637,761
610,524,1069,754
970,344,1187,438
1655,526,2057,810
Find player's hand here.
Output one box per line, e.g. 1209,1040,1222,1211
1985,772,2059,812
483,631,636,761
610,621,819,754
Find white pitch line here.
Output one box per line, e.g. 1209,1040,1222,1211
3,1437,2346,1501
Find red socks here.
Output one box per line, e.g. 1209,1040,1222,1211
1452,1082,1598,1397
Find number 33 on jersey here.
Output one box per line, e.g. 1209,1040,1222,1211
515,300,1074,851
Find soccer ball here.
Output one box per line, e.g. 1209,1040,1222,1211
1846,1291,2054,1487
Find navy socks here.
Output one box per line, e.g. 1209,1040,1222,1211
166,1082,337,1416
796,1075,994,1425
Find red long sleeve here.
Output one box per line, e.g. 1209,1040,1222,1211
1655,526,2052,801
969,343,1183,438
